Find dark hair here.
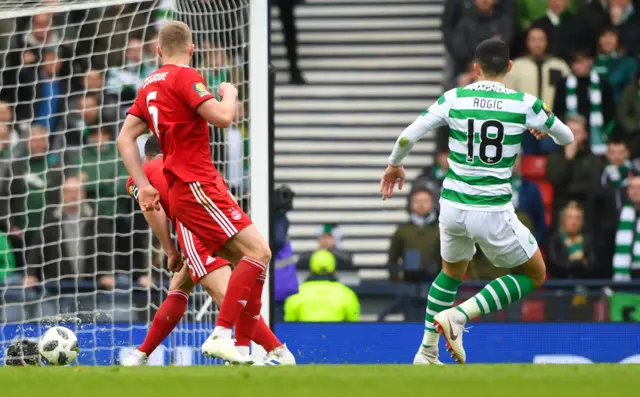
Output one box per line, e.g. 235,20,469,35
570,48,594,63
608,132,628,147
474,39,510,76
600,26,620,38
144,135,162,158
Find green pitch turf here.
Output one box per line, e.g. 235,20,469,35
2,365,638,397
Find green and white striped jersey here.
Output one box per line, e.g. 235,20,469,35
388,80,574,211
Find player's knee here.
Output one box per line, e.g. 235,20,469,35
532,272,546,288
250,243,271,267
169,277,193,294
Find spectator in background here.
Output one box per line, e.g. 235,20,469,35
505,27,569,153
24,176,96,286
512,154,547,244
530,0,592,61
284,250,360,322
0,101,21,147
618,70,640,154
553,49,616,155
274,0,305,84
1,13,61,104
65,94,104,154
297,224,354,270
105,37,154,118
445,0,515,83
417,148,449,188
593,27,638,104
506,27,569,108
413,148,449,205
387,188,440,283
273,185,298,318
517,0,580,33
16,49,70,135
0,230,17,285
586,136,630,271
547,114,604,224
582,0,640,56
201,42,233,98
85,68,105,96
16,124,64,262
548,201,599,278
143,32,159,69
611,168,640,281
0,123,26,254
70,126,131,289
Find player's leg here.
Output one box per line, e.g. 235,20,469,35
414,203,473,365
437,209,544,364
212,223,271,340
196,263,293,364
169,181,261,363
122,266,194,366
456,249,545,320
184,224,294,365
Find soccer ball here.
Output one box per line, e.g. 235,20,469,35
38,326,79,366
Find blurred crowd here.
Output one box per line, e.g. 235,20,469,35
389,0,640,288
0,1,249,316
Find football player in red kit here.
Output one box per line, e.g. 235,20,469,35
121,137,294,366
117,21,277,364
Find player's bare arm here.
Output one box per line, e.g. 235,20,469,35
196,82,238,128
382,103,447,200
117,115,161,211
142,206,183,272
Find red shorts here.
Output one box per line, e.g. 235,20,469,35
175,219,231,283
169,179,252,254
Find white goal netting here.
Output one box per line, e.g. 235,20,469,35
0,0,254,366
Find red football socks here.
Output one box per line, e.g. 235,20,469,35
234,272,282,352
252,316,282,352
216,256,265,329
139,290,189,356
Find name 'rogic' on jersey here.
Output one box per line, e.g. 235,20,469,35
422,81,557,211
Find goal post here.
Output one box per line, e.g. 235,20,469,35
0,0,271,366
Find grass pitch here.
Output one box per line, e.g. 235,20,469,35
2,365,638,397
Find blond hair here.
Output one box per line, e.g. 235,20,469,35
158,21,192,56
560,200,583,231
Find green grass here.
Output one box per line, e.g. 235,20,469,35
2,365,639,397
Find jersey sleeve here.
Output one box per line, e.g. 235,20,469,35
175,68,216,110
127,90,147,120
524,94,574,146
388,92,451,166
126,177,139,201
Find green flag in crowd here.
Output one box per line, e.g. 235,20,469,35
609,292,640,322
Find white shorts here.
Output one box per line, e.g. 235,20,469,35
439,200,538,268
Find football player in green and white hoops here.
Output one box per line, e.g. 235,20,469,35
381,39,574,365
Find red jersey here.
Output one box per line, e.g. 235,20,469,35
126,158,172,219
127,64,219,186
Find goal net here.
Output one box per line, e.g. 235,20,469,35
0,0,266,366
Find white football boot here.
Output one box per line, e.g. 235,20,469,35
413,345,443,365
201,334,253,364
433,308,468,364
122,350,148,366
257,344,296,366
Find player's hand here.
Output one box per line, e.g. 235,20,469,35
217,82,237,99
139,186,161,212
528,128,547,140
167,250,184,272
380,164,405,200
